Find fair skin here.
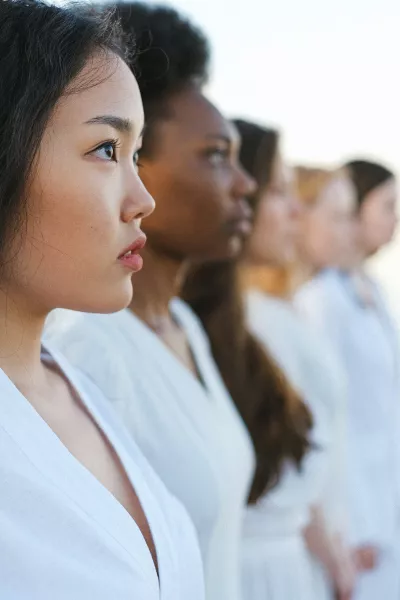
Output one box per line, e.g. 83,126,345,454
241,153,301,295
304,508,355,600
300,171,357,272
0,54,158,567
245,152,301,268
357,177,398,259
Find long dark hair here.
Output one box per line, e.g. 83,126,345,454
0,0,128,268
182,119,313,504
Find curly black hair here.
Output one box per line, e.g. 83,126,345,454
109,2,210,154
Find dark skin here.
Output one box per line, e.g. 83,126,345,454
129,85,255,375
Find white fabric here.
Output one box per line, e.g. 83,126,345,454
0,344,204,600
45,299,255,600
242,290,347,600
295,269,400,600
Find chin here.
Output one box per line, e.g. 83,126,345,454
189,241,242,264
64,282,134,315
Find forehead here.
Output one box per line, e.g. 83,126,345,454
52,53,144,133
319,172,356,209
367,177,397,206
161,88,235,143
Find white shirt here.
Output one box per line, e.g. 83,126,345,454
0,345,204,600
295,269,400,548
244,290,345,538
45,299,255,600
240,290,346,600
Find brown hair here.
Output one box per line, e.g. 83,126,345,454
182,120,313,504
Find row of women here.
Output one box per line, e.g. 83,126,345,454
1,1,399,599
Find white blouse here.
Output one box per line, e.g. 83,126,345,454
245,290,347,531
0,345,204,600
240,290,347,600
295,270,400,548
45,299,255,600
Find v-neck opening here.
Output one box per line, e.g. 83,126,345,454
338,272,400,389
0,346,163,592
41,347,160,581
124,305,212,398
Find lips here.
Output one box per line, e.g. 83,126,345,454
228,217,253,237
118,234,146,272
228,199,253,237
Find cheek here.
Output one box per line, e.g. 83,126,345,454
250,207,278,254
256,203,279,234
49,181,113,246
304,214,333,258
147,169,228,232
21,167,120,280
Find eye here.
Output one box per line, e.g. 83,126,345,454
91,140,119,162
133,150,143,171
206,147,229,166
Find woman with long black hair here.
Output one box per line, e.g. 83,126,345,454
0,2,203,597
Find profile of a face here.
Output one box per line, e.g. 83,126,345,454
138,88,255,262
6,54,154,315
358,178,398,256
300,171,357,270
245,154,301,267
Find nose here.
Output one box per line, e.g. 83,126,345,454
121,175,155,224
234,163,258,198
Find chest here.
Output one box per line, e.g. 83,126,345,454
27,371,158,572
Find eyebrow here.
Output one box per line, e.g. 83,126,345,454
204,134,232,145
84,115,134,134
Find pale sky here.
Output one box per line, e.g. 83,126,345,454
149,0,400,168
61,0,400,315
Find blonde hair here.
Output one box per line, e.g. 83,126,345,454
295,166,335,207
240,265,293,298
295,165,352,208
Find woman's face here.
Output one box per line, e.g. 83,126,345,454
300,171,357,270
6,53,154,315
358,177,398,256
245,153,301,267
138,87,256,262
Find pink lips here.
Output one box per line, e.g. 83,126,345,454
118,234,146,272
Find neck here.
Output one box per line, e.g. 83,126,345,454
341,247,367,275
0,285,47,388
128,244,186,326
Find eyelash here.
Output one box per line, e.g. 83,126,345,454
90,139,143,168
134,151,143,169
91,138,121,162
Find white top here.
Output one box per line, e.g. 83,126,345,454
45,299,255,600
295,269,400,549
243,290,345,541
0,344,204,600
